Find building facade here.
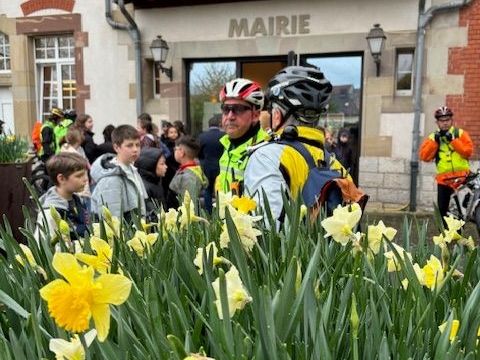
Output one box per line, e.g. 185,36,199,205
1,0,479,210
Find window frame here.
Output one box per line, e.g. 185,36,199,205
0,32,11,73
395,48,415,96
34,35,76,120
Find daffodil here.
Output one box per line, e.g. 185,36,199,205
212,265,252,319
367,221,397,255
184,354,215,360
438,319,460,342
422,255,444,290
40,253,132,342
231,195,257,214
444,215,464,234
15,244,47,279
92,216,120,243
76,237,112,274
193,242,223,275
215,191,236,219
384,243,413,272
49,329,96,360
162,208,179,233
178,191,207,229
15,244,37,267
127,231,159,257
219,209,262,252
321,203,362,246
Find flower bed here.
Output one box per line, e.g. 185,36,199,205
0,192,479,359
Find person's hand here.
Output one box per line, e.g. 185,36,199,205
434,131,441,143
445,132,453,142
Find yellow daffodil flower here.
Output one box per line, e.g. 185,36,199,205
422,255,444,290
92,216,120,243
438,319,460,342
320,203,362,246
184,355,215,360
219,209,262,252
444,215,464,234
15,244,37,267
76,237,112,274
212,265,252,319
367,221,397,255
15,244,47,279
193,242,223,275
178,192,207,229
49,329,96,360
162,208,179,233
231,195,257,214
40,253,132,342
127,231,159,257
384,243,413,272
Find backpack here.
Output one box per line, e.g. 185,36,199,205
31,121,43,153
54,119,74,153
276,139,368,216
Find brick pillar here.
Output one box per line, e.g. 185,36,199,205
447,0,480,158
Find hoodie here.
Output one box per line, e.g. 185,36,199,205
135,147,166,211
90,154,147,218
35,186,89,241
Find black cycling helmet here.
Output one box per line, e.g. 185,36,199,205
266,65,333,124
64,109,77,121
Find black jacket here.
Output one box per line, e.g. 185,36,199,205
82,130,99,164
198,127,225,179
135,147,166,212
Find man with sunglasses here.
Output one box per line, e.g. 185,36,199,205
216,78,268,195
419,106,473,219
244,66,360,224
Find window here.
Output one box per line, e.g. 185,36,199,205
0,32,10,72
34,36,76,120
396,49,414,95
188,61,236,135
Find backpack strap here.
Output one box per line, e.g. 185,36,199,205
276,139,329,169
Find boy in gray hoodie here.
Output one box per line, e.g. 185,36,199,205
36,152,90,240
90,125,147,220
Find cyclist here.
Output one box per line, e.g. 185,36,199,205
40,107,63,162
216,78,268,195
419,106,473,219
244,66,362,223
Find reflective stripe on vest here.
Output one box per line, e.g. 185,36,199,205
217,127,267,193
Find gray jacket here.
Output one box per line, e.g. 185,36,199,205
90,154,147,217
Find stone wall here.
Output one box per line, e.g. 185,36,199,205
359,157,480,211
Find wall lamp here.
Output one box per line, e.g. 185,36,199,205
150,35,173,82
366,24,387,77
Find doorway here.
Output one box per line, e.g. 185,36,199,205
186,56,287,135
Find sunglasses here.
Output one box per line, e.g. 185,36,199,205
221,104,252,115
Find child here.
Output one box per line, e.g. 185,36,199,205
137,113,159,148
168,135,208,209
59,126,91,202
36,152,90,240
135,147,168,214
90,124,147,220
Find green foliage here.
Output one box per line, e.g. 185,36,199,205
0,198,479,359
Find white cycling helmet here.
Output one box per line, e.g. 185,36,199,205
219,78,265,109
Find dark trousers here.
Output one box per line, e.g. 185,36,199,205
437,183,454,219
